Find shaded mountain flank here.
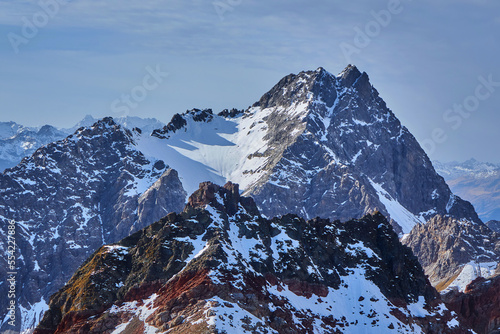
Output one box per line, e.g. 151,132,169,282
35,182,467,334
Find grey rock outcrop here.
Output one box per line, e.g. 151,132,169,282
0,118,185,333
244,66,480,234
35,182,465,334
403,215,500,289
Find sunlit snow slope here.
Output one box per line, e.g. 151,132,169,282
133,66,479,235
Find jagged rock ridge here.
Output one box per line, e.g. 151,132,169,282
35,182,465,334
0,116,165,173
0,118,184,333
403,215,500,291
132,65,479,235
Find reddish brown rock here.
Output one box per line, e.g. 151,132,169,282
35,182,469,334
443,275,500,334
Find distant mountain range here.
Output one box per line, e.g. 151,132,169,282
434,159,500,222
0,115,165,172
1,66,498,333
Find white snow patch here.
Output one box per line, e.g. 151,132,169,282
446,194,457,213
346,241,380,260
134,104,311,196
406,296,430,317
104,245,129,252
431,189,439,199
17,299,49,333
173,233,209,264
33,260,41,271
351,150,362,164
443,261,498,293
369,179,425,233
266,266,425,333
204,296,278,334
109,293,159,334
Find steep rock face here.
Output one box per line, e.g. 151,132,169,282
442,275,500,334
0,119,185,333
434,159,500,222
134,66,479,236
246,66,478,234
0,66,489,331
35,182,466,334
402,215,500,290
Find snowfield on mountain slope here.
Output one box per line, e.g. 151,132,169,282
369,178,426,234
134,100,456,236
134,105,307,196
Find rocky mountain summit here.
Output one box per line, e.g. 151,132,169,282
0,65,493,332
403,215,500,291
133,65,479,236
243,66,479,233
0,116,165,173
0,118,184,333
34,182,466,334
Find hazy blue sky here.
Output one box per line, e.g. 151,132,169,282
1,0,499,162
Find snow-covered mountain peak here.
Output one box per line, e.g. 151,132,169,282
72,114,98,129
253,67,338,111
0,116,186,332
128,66,479,235
36,124,59,136
68,116,127,142
250,65,379,131
68,114,165,135
90,116,118,130
0,115,166,172
0,121,24,140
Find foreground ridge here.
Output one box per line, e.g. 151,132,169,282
0,65,487,332
35,182,466,334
